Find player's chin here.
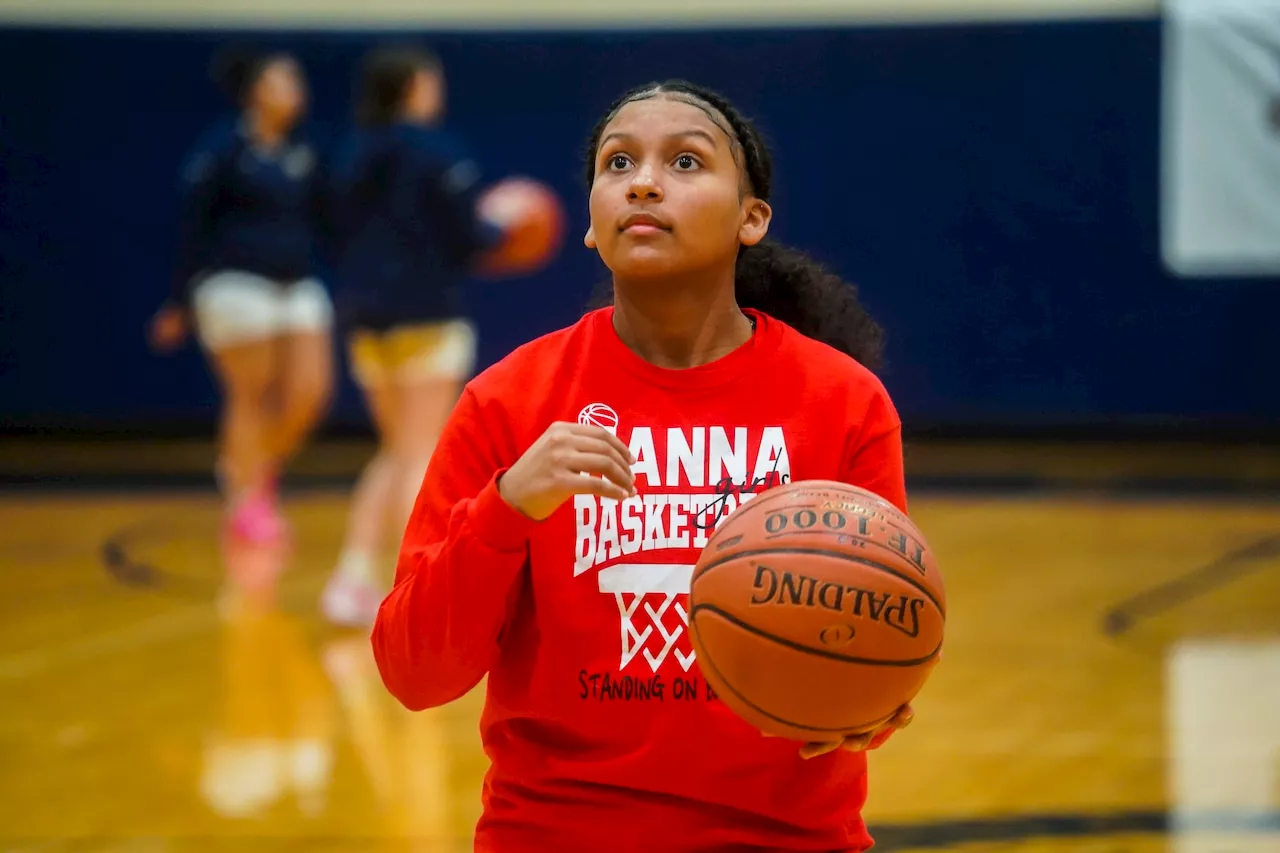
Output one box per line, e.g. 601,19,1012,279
601,246,691,280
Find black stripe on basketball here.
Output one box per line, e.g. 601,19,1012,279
689,617,898,736
689,602,942,667
754,528,937,580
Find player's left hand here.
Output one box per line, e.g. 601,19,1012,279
796,703,915,760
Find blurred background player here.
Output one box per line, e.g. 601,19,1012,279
319,44,506,627
149,46,334,545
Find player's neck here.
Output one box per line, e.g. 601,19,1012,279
245,110,289,151
610,279,753,370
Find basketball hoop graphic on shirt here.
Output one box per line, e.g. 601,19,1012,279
600,563,697,673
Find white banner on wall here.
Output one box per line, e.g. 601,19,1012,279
1162,0,1280,277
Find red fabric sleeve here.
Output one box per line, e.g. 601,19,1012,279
842,387,907,516
371,385,538,711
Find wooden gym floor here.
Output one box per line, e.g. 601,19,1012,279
0,438,1277,853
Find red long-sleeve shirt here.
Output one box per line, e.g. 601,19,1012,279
372,307,907,853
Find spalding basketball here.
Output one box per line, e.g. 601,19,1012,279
476,177,566,276
688,480,945,743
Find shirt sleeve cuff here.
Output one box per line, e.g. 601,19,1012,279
467,469,539,553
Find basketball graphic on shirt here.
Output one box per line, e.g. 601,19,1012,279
577,403,618,436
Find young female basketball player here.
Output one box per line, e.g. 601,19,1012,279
319,45,504,627
149,48,333,544
372,81,914,852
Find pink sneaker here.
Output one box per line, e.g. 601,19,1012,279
225,491,288,545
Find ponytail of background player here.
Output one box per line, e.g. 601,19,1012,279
319,44,507,627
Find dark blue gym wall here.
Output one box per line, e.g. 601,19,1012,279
2,19,1276,436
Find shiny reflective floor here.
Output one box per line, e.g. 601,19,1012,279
1,483,1277,852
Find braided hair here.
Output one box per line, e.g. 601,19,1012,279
583,80,885,370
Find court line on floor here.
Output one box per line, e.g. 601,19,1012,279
98,514,226,599
1101,533,1280,636
0,573,331,682
0,600,219,682
0,522,329,683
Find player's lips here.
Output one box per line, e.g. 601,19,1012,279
619,212,671,234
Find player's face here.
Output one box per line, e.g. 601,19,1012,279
254,57,308,128
587,97,771,281
404,69,446,124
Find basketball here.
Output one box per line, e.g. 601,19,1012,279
476,177,566,276
688,480,945,743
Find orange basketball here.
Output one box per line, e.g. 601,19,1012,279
688,480,945,742
476,177,566,276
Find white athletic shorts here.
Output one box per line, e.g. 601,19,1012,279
191,269,334,350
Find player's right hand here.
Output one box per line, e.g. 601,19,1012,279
148,305,189,352
498,421,637,521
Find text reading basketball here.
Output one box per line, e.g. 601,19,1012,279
574,425,791,575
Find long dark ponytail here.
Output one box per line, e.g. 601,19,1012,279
583,80,885,370
209,45,290,108
356,44,441,127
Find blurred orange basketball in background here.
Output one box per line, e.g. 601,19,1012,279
477,177,566,276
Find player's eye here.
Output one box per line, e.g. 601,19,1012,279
674,154,700,170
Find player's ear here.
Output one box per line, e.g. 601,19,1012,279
584,225,597,249
739,198,771,247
